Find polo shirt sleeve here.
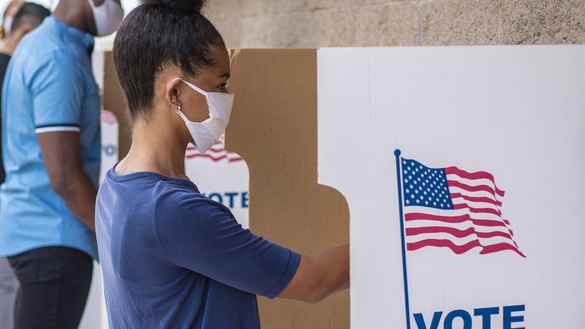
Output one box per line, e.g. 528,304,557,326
30,52,84,133
154,192,301,299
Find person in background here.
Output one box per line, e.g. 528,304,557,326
0,0,24,39
0,0,123,328
96,0,349,328
0,1,46,58
0,3,51,329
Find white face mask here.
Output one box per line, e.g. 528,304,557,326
3,16,13,36
88,0,124,37
173,78,234,154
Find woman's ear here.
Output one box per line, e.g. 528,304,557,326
165,78,183,108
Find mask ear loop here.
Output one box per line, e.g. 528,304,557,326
175,105,192,124
172,78,208,96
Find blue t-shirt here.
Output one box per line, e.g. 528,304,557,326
0,17,100,259
96,168,301,328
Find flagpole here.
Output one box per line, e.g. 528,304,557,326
394,149,411,329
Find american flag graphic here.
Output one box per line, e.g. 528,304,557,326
185,135,244,163
100,110,118,125
399,157,525,257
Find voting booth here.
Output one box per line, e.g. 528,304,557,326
87,46,585,329
226,46,585,329
185,136,249,228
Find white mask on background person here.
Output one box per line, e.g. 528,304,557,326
87,0,124,37
3,16,13,36
173,78,234,154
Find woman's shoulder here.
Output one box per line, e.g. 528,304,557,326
156,180,229,216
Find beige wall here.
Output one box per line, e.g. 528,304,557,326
206,0,585,47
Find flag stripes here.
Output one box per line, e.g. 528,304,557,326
400,157,525,257
185,135,244,163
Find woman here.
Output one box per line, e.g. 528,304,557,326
96,0,349,328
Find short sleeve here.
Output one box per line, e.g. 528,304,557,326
30,52,84,133
154,192,301,299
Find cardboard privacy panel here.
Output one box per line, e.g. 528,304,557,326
94,49,351,329
317,46,585,328
225,49,350,329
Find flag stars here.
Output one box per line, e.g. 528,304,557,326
401,159,454,210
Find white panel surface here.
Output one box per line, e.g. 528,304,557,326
317,46,585,329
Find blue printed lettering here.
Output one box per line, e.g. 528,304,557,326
241,192,249,208
444,310,472,329
102,144,117,156
201,192,249,209
413,312,442,329
474,307,499,328
503,305,525,329
225,192,238,208
207,193,223,204
413,304,525,329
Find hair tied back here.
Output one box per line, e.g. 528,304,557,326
141,0,209,13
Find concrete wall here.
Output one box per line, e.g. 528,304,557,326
206,0,585,48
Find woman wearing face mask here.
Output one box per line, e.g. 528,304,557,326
0,1,124,329
96,0,350,328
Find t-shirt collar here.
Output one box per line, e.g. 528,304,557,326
45,16,95,55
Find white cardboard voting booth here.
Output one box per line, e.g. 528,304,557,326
185,136,249,228
317,46,585,328
79,110,118,329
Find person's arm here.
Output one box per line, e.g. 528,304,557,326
38,131,97,232
0,27,28,56
277,243,349,303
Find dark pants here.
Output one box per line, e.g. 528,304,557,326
8,246,93,329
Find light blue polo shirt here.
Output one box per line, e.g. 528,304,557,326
0,17,100,259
